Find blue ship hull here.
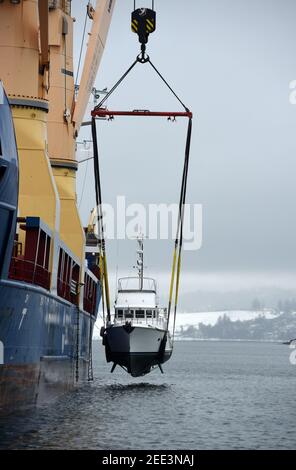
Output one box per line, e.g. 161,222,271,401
0,84,101,414
0,279,99,412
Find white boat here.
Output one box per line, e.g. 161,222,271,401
101,237,173,377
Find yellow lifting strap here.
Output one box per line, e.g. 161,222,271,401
102,252,111,320
167,118,193,338
168,246,178,307
99,253,105,322
174,251,182,310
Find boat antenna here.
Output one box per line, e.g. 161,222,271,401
136,234,144,290
115,238,119,297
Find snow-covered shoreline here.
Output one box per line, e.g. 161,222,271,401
174,310,277,330
173,337,283,343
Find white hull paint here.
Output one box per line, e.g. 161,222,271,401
103,324,173,377
108,325,168,354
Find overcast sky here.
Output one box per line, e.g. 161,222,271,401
72,0,296,307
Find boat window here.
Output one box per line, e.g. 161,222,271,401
125,310,133,318
146,309,153,318
117,309,123,318
135,309,145,319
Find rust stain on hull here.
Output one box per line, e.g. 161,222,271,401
0,360,89,415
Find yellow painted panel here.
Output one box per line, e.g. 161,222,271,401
53,167,85,264
48,9,63,47
0,0,44,99
12,107,58,233
13,109,47,150
47,121,75,162
59,199,85,263
48,12,76,162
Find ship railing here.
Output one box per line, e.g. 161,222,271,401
117,277,157,292
9,258,51,291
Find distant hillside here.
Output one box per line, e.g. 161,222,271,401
175,311,296,342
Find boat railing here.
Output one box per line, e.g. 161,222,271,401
158,308,168,318
117,277,157,292
9,257,51,291
114,315,167,328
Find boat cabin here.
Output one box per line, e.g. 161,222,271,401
114,276,167,327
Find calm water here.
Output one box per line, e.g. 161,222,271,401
0,341,295,450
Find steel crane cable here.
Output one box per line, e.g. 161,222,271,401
94,55,189,114
94,58,139,111
75,4,89,89
147,59,190,113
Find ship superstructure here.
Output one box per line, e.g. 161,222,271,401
0,0,115,412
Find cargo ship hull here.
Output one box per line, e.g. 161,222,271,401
0,1,114,415
0,279,99,413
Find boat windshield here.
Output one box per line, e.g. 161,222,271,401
118,277,156,292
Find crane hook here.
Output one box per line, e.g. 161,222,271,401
132,3,156,62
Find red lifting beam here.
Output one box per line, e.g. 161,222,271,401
91,108,193,119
